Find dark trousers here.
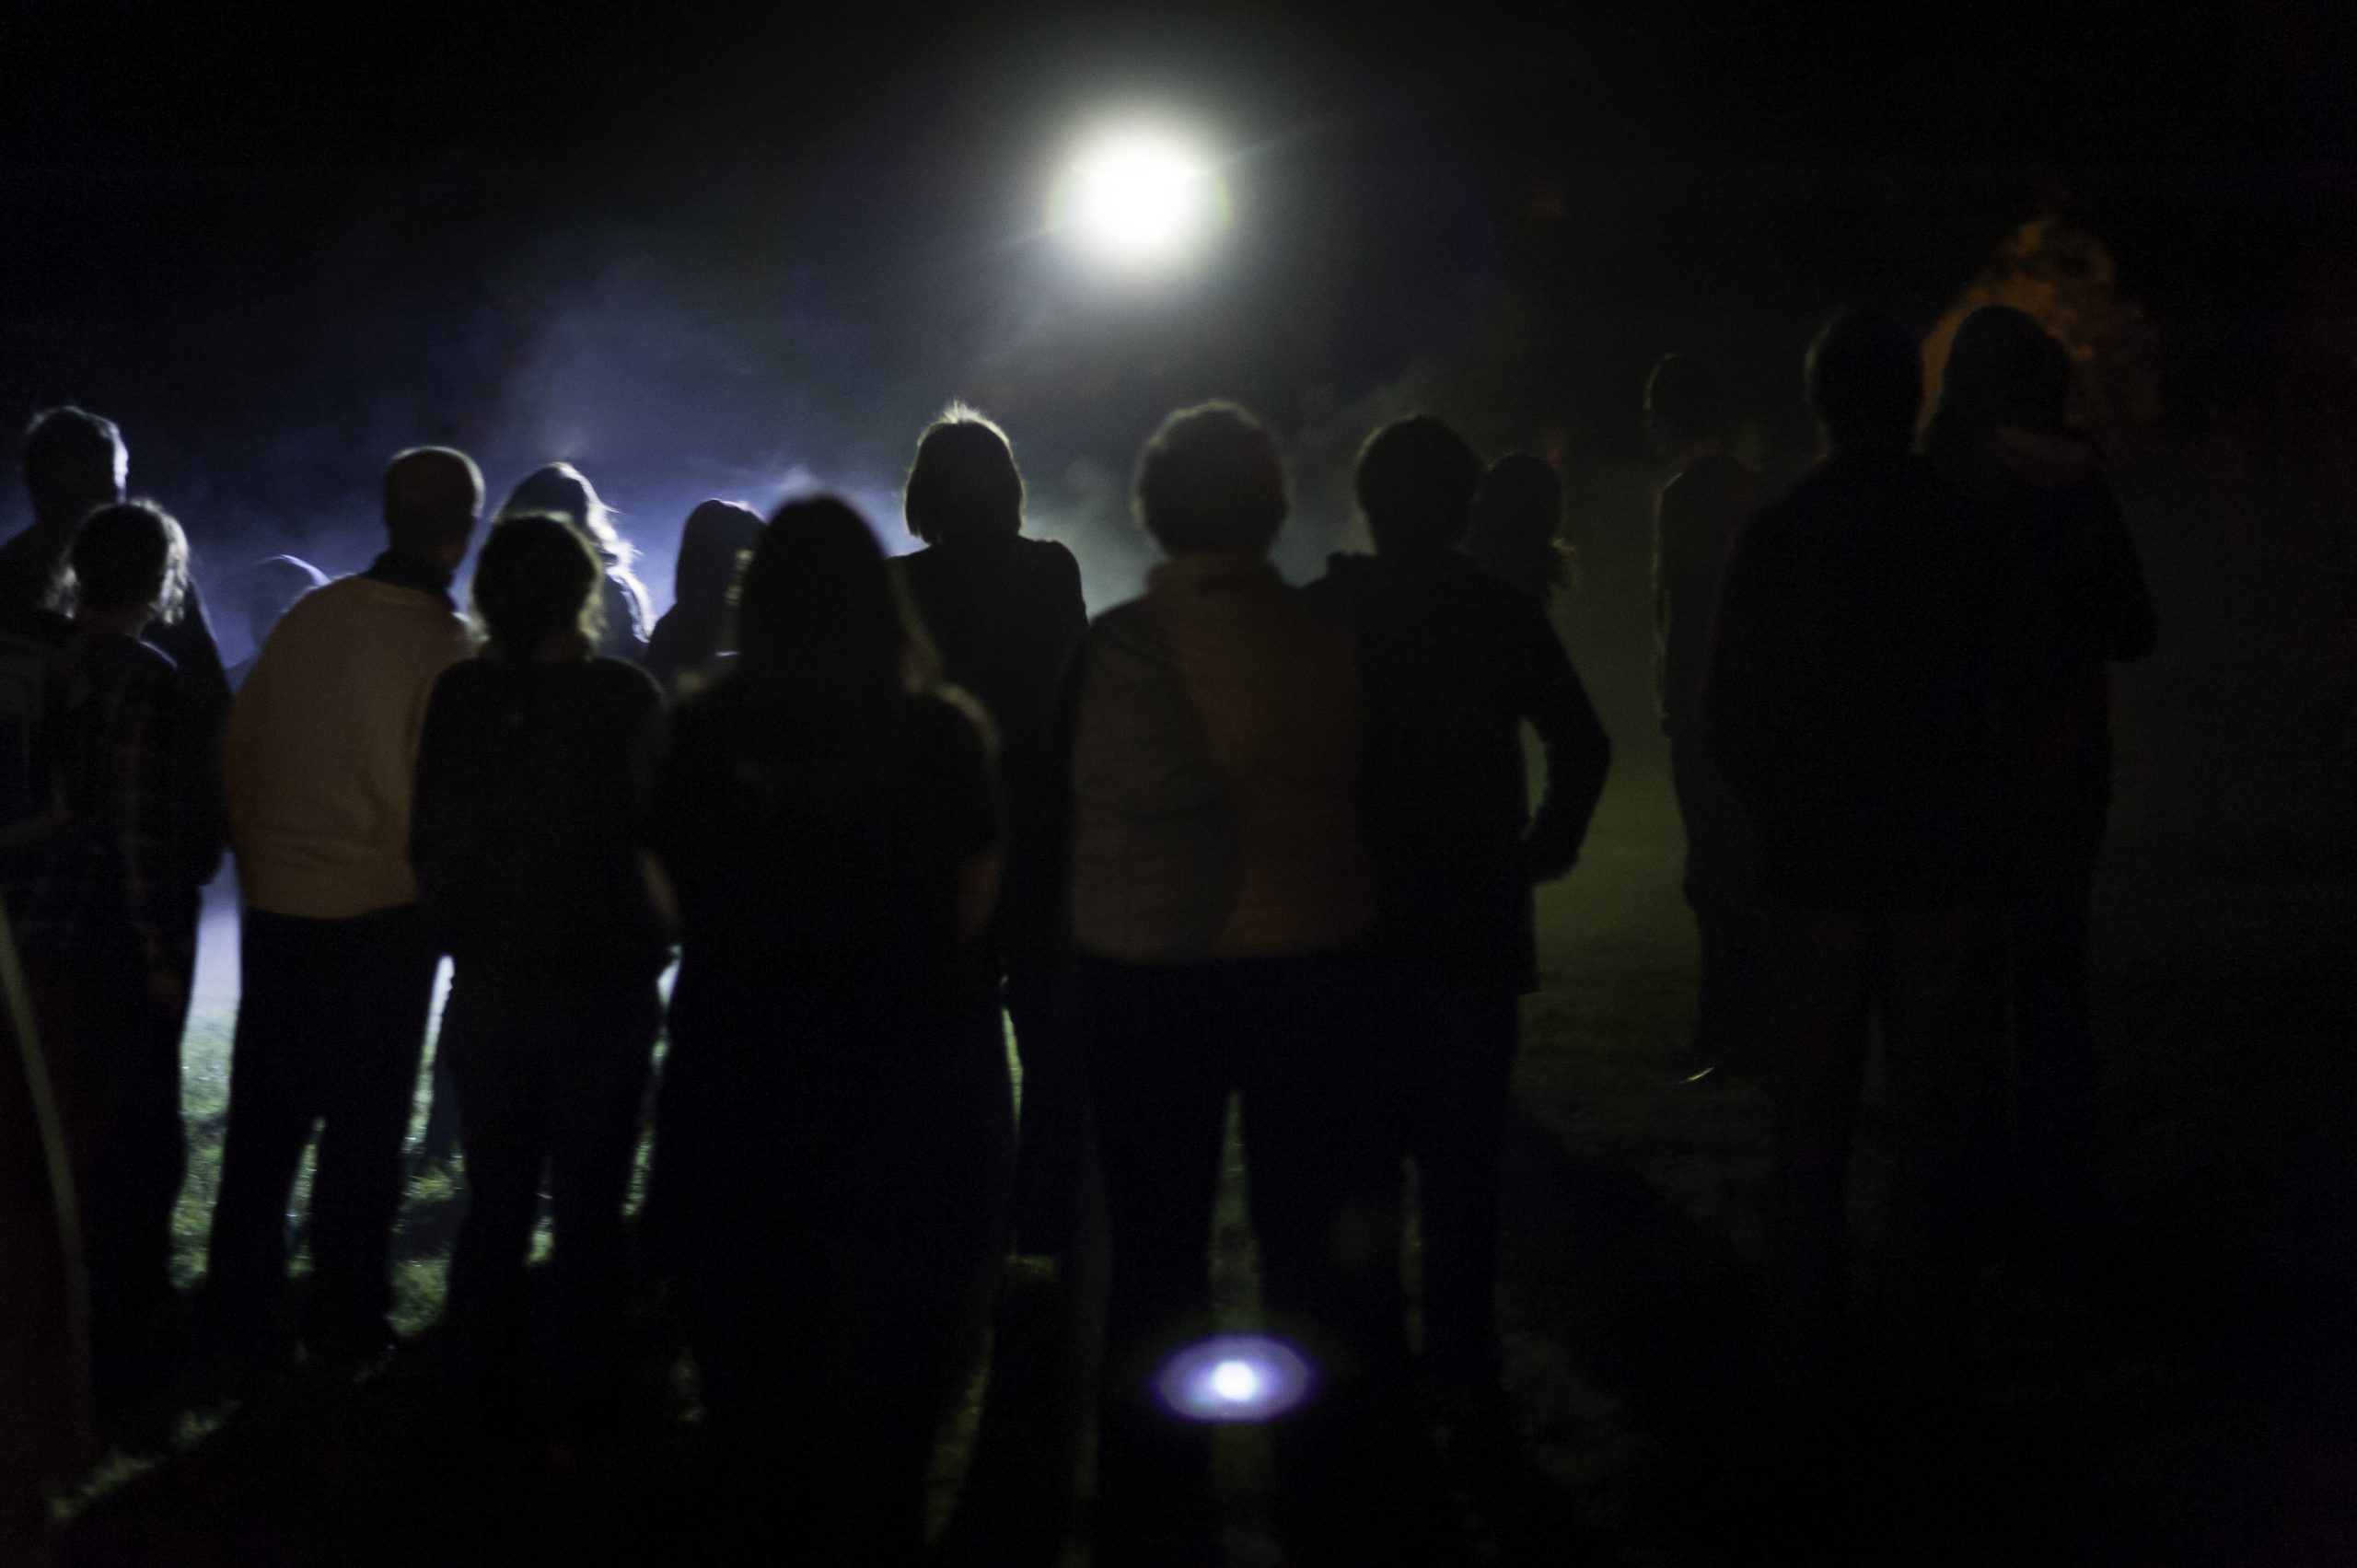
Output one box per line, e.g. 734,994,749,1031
1670,735,1764,1063
1759,904,1995,1411
1006,954,1087,1257
1079,951,1407,1567
207,903,438,1350
438,967,660,1429
1990,776,2110,1224
1368,970,1520,1381
27,936,190,1413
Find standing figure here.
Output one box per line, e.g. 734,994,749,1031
642,499,762,700
411,514,669,1445
1310,418,1611,1420
1922,305,2155,1248
207,447,481,1368
1465,451,1575,607
651,497,1006,1565
1705,315,2009,1423
1646,355,1768,1075
5,502,198,1427
896,409,1090,1258
1070,404,1402,1567
498,462,652,662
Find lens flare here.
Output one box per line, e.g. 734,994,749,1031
1154,1334,1313,1423
1051,128,1228,266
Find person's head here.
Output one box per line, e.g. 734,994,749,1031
470,513,605,660
904,407,1025,546
244,554,327,648
735,496,937,761
383,447,484,566
22,406,127,529
501,462,631,567
1934,305,2072,436
1134,402,1287,558
68,499,188,629
1467,452,1572,599
1354,416,1483,556
1644,354,1734,455
1805,311,1923,452
672,499,764,610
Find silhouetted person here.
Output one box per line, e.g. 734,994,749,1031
498,463,651,662
651,498,1006,1565
895,408,1090,1257
1465,451,1574,606
1069,404,1403,1567
208,447,482,1367
1309,418,1610,1417
1705,314,2007,1427
1922,306,2155,1249
2,502,197,1428
412,514,668,1445
225,554,327,690
1647,354,1768,1075
642,499,761,699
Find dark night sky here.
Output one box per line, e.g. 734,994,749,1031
1,0,2348,615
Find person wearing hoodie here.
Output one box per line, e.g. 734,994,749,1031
1922,305,2156,1248
643,501,763,701
1308,417,1611,1420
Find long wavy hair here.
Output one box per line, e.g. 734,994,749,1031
730,495,943,796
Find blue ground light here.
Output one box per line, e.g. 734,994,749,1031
1153,1334,1315,1423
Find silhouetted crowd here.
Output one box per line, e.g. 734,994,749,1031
0,303,2152,1566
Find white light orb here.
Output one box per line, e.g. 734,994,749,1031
1054,128,1227,266
1209,1359,1260,1403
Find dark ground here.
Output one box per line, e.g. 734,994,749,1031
57,442,2357,1563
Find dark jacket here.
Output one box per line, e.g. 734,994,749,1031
1655,451,1764,738
1703,449,2007,909
1922,424,2155,796
410,654,669,979
1308,550,1611,989
898,535,1086,962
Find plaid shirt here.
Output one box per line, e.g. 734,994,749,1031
5,629,194,985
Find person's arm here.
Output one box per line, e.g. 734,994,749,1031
1514,605,1612,881
106,668,192,1009
2081,480,2156,662
1701,511,1782,811
406,669,470,939
149,584,233,885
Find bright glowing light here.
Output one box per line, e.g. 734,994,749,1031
1209,1359,1260,1402
1154,1334,1313,1423
1052,128,1228,266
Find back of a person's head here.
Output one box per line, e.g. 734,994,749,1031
737,495,929,714
245,554,328,646
904,408,1025,547
383,447,484,560
1645,354,1735,447
1468,452,1571,597
471,514,604,659
673,499,764,610
502,461,633,565
1805,312,1923,452
70,499,187,624
1134,402,1287,558
1934,306,2072,436
22,406,127,524
1354,416,1483,556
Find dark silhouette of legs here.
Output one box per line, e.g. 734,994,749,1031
1005,957,1087,1258
1670,738,1763,1071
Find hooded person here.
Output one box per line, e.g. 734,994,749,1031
643,500,763,700
1922,304,2156,1249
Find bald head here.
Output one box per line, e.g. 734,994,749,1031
384,447,483,563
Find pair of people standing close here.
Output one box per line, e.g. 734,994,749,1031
1701,308,2154,1434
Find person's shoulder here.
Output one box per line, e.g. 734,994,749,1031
584,655,664,709
1014,534,1081,576
911,684,995,760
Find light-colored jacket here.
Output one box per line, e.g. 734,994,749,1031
225,574,473,919
1070,554,1373,963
